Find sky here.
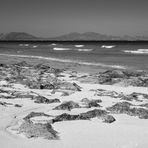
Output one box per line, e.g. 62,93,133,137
0,0,148,37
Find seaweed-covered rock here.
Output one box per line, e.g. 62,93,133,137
87,100,102,108
52,113,80,123
106,102,133,114
81,98,102,108
81,98,90,103
23,112,51,121
33,96,60,104
72,82,82,91
53,101,80,111
13,61,30,67
59,82,81,91
40,84,55,90
0,101,13,106
52,109,115,124
34,63,50,70
140,103,148,108
79,109,108,119
107,101,148,119
103,115,116,123
19,120,58,140
14,104,22,107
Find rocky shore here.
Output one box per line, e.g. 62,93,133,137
0,61,148,147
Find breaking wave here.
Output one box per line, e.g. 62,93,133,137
77,49,93,52
124,49,148,54
74,45,84,47
53,47,71,51
0,53,127,69
101,45,115,49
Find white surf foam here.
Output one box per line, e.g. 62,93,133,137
33,45,38,48
24,44,29,47
19,44,29,47
0,53,127,69
53,47,71,51
51,43,56,46
124,49,148,54
77,49,93,52
75,45,84,47
101,45,115,49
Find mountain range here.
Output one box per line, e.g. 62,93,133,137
0,32,148,41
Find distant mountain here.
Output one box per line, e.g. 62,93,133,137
0,32,148,41
50,32,122,41
0,32,39,40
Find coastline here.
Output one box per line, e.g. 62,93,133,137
0,56,148,148
0,54,108,74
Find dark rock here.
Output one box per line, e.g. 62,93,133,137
101,69,127,78
95,89,121,98
52,109,115,124
34,63,50,70
0,101,13,106
61,91,70,96
53,101,80,111
103,115,116,123
106,102,133,114
81,98,90,103
13,61,30,67
40,83,55,90
81,99,102,108
0,63,9,68
52,113,80,123
14,104,22,107
72,82,82,91
23,112,51,121
87,100,102,108
139,103,148,108
107,101,148,119
19,120,58,140
79,109,108,119
33,96,60,104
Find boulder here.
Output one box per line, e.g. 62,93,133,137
52,109,115,124
72,82,82,91
103,115,116,123
19,120,58,140
23,112,51,121
33,96,60,104
87,100,102,108
106,102,133,114
52,113,80,123
81,99,102,108
79,109,108,119
107,101,148,119
53,101,80,111
14,104,22,107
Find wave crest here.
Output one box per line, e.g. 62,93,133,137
124,49,148,54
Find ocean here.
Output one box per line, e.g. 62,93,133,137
0,41,148,70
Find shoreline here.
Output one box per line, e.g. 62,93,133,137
0,53,128,74
0,58,148,147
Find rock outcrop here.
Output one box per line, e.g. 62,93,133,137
33,96,60,104
53,101,80,111
52,109,115,124
107,101,148,119
81,98,102,108
23,112,51,121
19,120,58,140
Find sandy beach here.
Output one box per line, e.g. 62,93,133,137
0,56,148,148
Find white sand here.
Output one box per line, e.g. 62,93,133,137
1,72,148,148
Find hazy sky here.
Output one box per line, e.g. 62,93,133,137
0,0,148,37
